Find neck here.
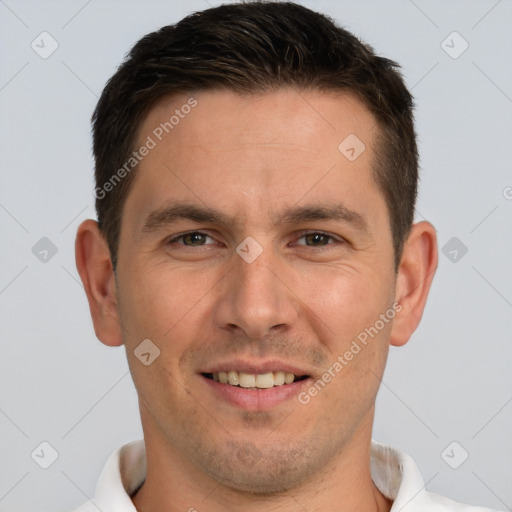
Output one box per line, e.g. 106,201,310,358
132,410,392,512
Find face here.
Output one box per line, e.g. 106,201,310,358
115,89,398,493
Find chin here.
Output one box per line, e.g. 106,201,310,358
191,439,327,496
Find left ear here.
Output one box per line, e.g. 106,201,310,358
390,221,438,347
75,219,124,347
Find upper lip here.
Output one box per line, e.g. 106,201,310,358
201,358,312,377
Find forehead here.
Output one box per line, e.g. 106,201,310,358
124,88,385,232
138,88,377,158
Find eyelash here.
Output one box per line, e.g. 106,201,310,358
167,230,344,248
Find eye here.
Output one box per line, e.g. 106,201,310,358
168,231,215,246
296,231,338,247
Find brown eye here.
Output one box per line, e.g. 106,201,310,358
183,233,207,245
299,233,333,246
170,232,213,246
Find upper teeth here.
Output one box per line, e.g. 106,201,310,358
212,371,296,388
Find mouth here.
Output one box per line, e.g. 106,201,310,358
200,360,313,410
202,371,309,390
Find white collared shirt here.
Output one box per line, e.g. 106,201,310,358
71,440,501,511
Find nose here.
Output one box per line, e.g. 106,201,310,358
213,246,299,339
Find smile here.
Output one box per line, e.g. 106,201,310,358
203,371,308,389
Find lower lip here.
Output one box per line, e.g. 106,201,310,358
201,375,310,411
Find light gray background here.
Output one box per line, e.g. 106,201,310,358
1,0,511,511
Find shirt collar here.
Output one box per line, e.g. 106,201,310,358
93,440,145,511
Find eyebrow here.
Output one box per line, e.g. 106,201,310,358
278,204,368,232
141,201,368,233
142,202,228,233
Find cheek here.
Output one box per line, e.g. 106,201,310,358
120,264,216,341
315,318,392,419
300,266,391,345
117,266,214,410
299,265,394,401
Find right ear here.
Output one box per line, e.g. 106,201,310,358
75,219,123,346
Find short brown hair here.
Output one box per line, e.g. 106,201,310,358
92,1,418,270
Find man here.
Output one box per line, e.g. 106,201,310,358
73,2,499,511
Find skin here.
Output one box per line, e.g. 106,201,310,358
76,89,437,512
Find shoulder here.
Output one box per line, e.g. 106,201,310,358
370,441,504,512
67,440,145,512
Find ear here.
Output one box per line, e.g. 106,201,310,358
75,219,123,347
390,221,438,347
